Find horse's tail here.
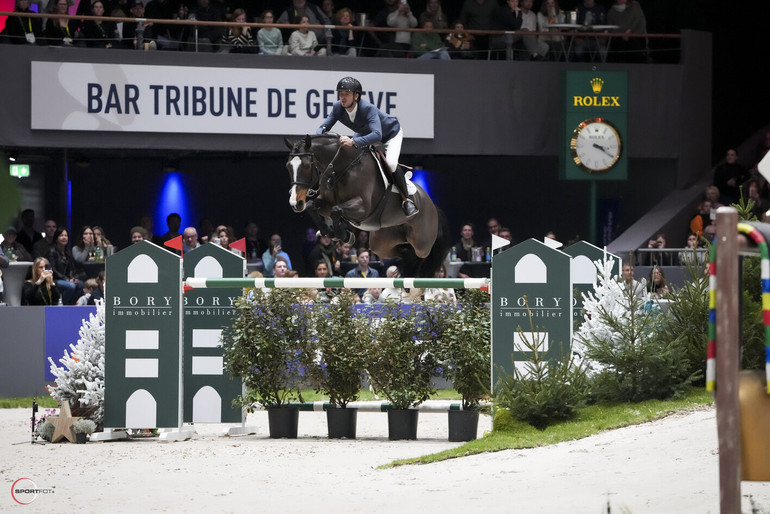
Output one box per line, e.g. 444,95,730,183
400,207,451,278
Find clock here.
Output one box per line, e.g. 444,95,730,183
569,118,622,174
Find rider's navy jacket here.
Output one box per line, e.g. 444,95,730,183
317,98,401,149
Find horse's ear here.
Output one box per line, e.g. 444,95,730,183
284,137,294,150
304,134,312,150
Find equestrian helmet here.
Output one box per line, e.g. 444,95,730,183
336,77,362,94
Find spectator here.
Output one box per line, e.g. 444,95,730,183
273,255,289,277
329,7,360,56
703,224,717,244
22,257,61,306
221,8,258,53
423,264,457,303
386,0,417,56
76,278,99,305
144,0,182,50
182,227,200,253
645,232,668,266
122,0,157,50
704,185,724,209
459,0,497,57
92,226,113,254
244,221,268,264
48,227,84,304
619,261,645,299
499,226,513,242
130,225,148,243
420,0,448,30
313,259,338,303
262,234,293,277
32,219,58,259
72,225,96,263
748,179,770,220
0,0,43,45
371,0,401,57
380,264,407,303
345,247,378,299
453,223,476,262
277,0,329,43
361,287,382,304
288,15,326,56
156,213,182,246
713,148,750,205
410,19,450,60
81,0,119,48
257,10,284,55
87,270,105,305
647,266,669,299
482,217,501,248
43,0,79,47
16,209,42,255
216,226,243,256
446,20,475,60
1,226,32,262
572,0,606,62
606,0,647,63
187,0,225,52
537,0,565,59
689,200,713,238
679,232,707,268
492,0,547,61
307,233,338,276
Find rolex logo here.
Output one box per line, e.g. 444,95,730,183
590,78,604,94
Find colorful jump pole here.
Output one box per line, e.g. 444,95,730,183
184,277,489,291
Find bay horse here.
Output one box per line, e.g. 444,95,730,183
284,134,448,278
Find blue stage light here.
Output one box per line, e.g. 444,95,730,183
155,172,192,234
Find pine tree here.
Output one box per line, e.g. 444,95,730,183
47,299,105,424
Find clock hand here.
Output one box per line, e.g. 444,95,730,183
592,142,614,157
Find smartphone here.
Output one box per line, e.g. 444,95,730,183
45,264,52,271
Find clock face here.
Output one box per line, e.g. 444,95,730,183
570,118,622,173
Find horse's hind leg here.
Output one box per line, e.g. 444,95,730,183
331,206,356,245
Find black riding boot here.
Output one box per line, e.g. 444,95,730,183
393,167,419,217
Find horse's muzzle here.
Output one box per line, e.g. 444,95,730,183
292,200,305,213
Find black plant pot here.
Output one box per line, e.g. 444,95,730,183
387,409,419,440
267,407,299,439
326,407,358,439
75,432,88,444
447,409,480,442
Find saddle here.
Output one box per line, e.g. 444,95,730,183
369,146,416,195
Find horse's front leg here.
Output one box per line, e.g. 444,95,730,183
306,200,334,237
330,206,356,246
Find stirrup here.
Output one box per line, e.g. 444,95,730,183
402,199,419,217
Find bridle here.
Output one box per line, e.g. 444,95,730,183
288,150,321,198
289,139,366,201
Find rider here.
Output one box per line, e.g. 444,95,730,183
317,76,418,217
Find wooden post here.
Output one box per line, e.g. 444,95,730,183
715,207,741,513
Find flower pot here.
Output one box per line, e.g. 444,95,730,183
267,407,299,439
447,409,480,442
387,409,419,440
75,432,88,444
326,407,358,439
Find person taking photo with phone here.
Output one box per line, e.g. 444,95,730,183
22,257,61,305
262,233,293,277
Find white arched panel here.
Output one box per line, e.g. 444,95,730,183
125,389,157,428
127,254,159,283
515,254,547,283
192,386,222,423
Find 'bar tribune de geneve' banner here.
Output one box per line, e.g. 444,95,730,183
30,62,434,137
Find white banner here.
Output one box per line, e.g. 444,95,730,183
30,62,434,138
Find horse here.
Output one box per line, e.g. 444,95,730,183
284,134,448,278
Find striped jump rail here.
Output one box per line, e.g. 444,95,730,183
184,277,490,291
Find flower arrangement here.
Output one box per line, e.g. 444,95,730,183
222,289,315,410
309,289,369,408
366,303,439,410
441,289,491,409
72,418,97,434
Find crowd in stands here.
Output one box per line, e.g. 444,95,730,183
0,0,655,62
0,208,516,306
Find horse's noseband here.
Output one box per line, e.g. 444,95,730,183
289,151,320,197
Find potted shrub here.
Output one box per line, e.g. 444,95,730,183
72,419,97,444
442,289,491,441
309,290,370,439
366,303,440,440
222,289,314,438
